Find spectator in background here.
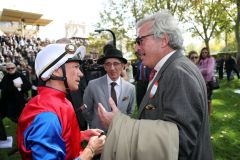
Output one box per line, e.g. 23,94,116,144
198,47,215,115
132,56,151,107
0,62,31,122
216,55,224,80
28,65,38,97
18,59,30,81
188,50,199,65
71,76,88,130
0,115,7,141
0,56,8,146
26,50,36,68
0,54,4,63
125,61,135,83
0,67,8,145
224,54,240,81
83,47,135,132
0,67,4,82
4,56,12,63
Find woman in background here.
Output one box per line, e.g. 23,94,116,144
188,50,199,65
198,47,215,116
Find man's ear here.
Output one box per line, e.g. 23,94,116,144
159,33,168,47
121,63,125,69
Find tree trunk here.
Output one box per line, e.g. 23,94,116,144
236,0,240,66
225,31,228,48
204,38,210,51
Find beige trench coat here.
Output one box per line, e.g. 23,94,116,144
101,112,179,160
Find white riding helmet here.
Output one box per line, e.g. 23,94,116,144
35,43,86,81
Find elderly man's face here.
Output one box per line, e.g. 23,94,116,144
135,21,165,69
104,58,124,81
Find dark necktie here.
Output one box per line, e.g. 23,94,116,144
111,82,117,105
149,69,157,81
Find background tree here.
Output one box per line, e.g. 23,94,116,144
235,0,240,64
181,0,227,50
229,0,240,65
87,33,109,55
215,0,240,64
95,0,131,49
97,0,187,52
96,0,237,58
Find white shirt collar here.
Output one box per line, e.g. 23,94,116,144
148,50,176,88
107,75,121,86
154,50,176,72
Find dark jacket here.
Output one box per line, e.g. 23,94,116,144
139,50,213,160
0,72,31,121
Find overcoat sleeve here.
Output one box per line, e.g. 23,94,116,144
101,112,179,160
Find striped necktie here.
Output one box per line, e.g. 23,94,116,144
111,82,117,105
149,69,157,81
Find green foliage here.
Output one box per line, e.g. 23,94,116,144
185,43,202,55
96,0,133,40
96,0,188,51
87,33,109,55
95,0,238,55
0,118,21,159
211,78,240,159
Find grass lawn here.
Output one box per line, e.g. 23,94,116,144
0,118,21,159
0,78,240,160
210,78,240,160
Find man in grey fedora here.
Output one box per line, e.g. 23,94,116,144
82,47,135,132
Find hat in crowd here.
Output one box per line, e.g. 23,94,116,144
35,43,85,81
97,48,127,64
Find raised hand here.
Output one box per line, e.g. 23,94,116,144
98,97,119,128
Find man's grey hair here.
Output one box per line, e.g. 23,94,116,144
136,10,183,50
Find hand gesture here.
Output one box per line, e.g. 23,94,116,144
81,129,104,141
98,97,119,129
87,135,106,155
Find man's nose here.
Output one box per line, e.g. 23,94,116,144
135,44,142,54
79,70,84,77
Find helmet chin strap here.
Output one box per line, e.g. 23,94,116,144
49,64,71,95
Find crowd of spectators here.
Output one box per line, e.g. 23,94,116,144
0,34,50,144
0,35,96,89
0,35,51,85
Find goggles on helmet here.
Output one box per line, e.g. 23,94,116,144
39,44,77,79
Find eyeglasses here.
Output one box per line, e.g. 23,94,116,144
6,67,15,71
104,62,122,68
202,51,208,54
135,34,154,45
39,44,77,78
190,56,198,60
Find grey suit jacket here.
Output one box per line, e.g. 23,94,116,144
83,75,135,131
138,50,213,160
